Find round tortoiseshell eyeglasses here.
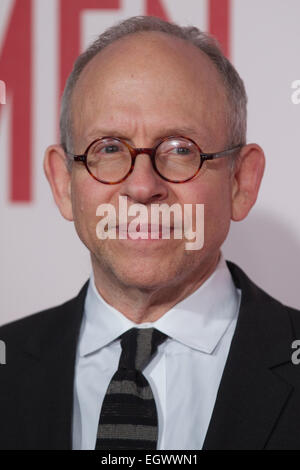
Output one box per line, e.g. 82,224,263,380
65,135,243,184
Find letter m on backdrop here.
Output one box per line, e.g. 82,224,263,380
0,0,32,202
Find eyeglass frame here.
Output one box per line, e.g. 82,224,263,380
65,135,243,184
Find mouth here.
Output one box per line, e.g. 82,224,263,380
116,223,175,240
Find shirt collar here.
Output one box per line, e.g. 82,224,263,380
78,252,241,357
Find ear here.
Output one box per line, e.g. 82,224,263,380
231,143,265,221
43,144,74,221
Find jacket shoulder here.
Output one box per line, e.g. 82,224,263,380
0,281,89,349
226,260,300,337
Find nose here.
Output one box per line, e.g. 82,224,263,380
119,152,169,205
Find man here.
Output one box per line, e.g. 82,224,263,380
1,15,300,450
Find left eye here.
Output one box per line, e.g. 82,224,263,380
102,145,120,153
175,147,190,154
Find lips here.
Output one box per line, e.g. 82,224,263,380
116,223,174,239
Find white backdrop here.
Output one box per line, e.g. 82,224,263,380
1,0,300,326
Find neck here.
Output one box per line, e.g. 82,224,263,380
91,251,221,324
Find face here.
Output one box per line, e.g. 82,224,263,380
44,32,265,291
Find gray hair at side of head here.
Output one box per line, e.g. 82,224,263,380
60,15,247,172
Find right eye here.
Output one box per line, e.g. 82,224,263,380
97,144,120,154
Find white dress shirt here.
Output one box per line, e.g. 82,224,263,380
72,252,241,450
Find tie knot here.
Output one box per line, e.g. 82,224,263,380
118,327,168,371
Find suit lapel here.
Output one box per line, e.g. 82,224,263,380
203,262,294,450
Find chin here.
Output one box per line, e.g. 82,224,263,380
91,240,187,286
109,256,181,289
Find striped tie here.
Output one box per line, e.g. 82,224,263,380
95,327,168,450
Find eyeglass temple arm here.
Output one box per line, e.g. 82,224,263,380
200,144,243,161
64,150,85,161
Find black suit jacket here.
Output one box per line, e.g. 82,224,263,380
1,261,300,450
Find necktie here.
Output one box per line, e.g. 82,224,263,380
95,327,168,450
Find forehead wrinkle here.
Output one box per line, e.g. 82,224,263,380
79,108,215,152
79,89,214,150
74,94,221,153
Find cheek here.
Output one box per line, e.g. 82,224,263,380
207,185,232,215
71,174,93,218
71,190,97,246
70,173,114,243
203,181,233,244
178,176,232,241
178,175,231,210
